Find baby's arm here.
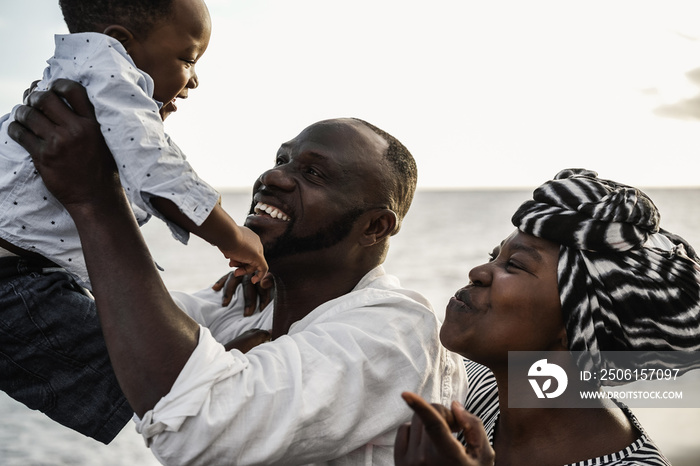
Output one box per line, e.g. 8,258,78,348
151,197,268,283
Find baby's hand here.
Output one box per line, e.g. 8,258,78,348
219,226,269,285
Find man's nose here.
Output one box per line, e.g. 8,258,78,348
258,165,295,191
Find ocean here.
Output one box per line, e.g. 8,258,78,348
1,188,699,465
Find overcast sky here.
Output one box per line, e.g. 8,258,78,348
3,0,700,189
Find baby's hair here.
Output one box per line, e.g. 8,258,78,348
59,0,175,39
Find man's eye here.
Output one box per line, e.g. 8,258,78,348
306,167,320,176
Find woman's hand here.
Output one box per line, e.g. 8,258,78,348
394,392,495,466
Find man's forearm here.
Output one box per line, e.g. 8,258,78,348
71,189,200,416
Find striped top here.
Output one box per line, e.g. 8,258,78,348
460,360,672,465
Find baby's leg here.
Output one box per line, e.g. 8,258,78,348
0,256,132,444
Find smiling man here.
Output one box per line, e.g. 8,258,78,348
8,80,466,466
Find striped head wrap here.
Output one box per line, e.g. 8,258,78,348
512,169,700,384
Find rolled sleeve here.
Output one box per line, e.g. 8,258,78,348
135,292,462,465
135,326,248,442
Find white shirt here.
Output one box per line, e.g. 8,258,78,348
137,266,467,466
0,33,219,288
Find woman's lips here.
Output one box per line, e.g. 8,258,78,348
446,296,467,313
448,288,477,313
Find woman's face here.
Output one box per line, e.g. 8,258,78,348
440,230,567,366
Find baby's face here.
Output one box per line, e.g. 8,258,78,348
129,0,211,120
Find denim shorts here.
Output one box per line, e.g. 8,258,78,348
0,256,132,444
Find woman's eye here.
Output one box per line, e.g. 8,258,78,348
488,246,500,262
505,260,524,271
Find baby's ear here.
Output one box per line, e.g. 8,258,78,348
102,25,135,50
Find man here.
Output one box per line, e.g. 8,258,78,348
8,79,466,465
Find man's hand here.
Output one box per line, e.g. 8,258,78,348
8,79,120,210
223,329,271,353
212,272,274,315
394,392,495,466
23,79,41,101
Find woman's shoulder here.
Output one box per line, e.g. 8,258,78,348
461,359,500,444
563,401,671,466
458,361,671,465
581,402,671,466
464,359,498,404
565,436,671,465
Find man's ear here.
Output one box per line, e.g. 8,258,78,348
102,25,135,51
359,209,397,247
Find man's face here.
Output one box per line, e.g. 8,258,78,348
244,119,389,262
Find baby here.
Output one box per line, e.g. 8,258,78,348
0,0,266,443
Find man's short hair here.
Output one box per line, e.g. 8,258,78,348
58,0,174,38
352,119,418,234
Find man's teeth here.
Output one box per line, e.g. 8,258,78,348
255,202,290,221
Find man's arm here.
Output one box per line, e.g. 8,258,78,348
8,79,199,416
133,283,464,465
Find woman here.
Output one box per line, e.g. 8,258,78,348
395,169,700,465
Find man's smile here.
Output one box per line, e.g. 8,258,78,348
254,202,291,222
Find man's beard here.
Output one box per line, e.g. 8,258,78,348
262,207,365,261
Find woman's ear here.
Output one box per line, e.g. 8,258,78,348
359,209,397,247
102,25,135,51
